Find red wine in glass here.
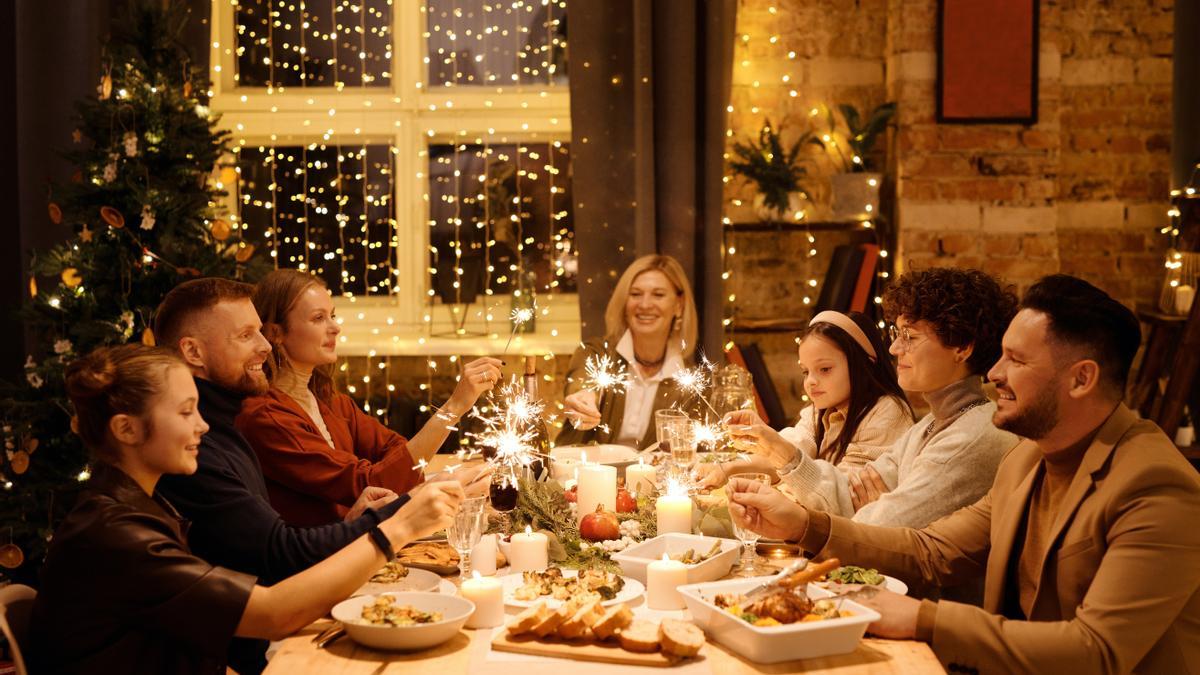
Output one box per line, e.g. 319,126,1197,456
490,480,519,512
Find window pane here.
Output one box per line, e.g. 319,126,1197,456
236,143,397,296
235,0,392,88
425,0,568,87
427,141,575,307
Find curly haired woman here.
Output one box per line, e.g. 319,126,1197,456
770,267,1020,529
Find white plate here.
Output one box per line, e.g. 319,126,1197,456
551,444,639,465
332,591,474,652
499,568,644,609
813,574,908,596
355,566,442,596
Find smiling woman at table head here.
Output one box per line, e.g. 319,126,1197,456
29,344,464,675
235,269,496,526
557,254,703,449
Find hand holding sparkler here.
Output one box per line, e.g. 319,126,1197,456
563,351,630,431
446,356,504,416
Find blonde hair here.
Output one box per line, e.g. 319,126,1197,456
252,269,337,403
604,255,698,357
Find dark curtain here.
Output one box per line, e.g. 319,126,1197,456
6,0,209,377
568,0,736,358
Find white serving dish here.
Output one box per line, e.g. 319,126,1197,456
331,591,474,651
551,444,639,479
677,577,880,664
354,567,442,596
498,568,645,609
610,533,740,585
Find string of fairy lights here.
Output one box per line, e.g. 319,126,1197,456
215,1,571,424
720,4,893,364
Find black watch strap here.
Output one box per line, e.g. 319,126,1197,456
367,525,393,558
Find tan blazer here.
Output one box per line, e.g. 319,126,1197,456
802,404,1200,674
554,337,704,450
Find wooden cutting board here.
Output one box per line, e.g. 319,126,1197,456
491,632,704,668
397,541,460,575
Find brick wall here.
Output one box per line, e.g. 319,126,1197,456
723,0,1174,422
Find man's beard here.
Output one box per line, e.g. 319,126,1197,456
217,362,269,396
994,385,1059,440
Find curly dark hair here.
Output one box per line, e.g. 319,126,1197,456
882,267,1018,376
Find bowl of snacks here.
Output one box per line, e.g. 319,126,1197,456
611,533,739,584
331,592,474,651
677,577,880,663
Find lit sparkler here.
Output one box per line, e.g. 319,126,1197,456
670,355,723,419
466,377,549,470
579,351,630,419
502,305,536,355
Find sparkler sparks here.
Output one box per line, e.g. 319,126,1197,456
502,304,537,355
466,377,549,469
582,351,629,395
670,355,722,419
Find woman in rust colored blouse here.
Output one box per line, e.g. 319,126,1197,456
237,269,499,525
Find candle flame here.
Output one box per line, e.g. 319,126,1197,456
581,450,588,464
665,476,689,498
525,525,533,535
661,553,671,562
472,570,482,580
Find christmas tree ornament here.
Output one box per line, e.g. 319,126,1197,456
53,340,73,355
72,128,83,144
219,166,238,186
211,219,232,241
22,438,38,455
79,225,94,242
10,451,29,475
100,206,125,228
102,156,118,183
235,243,255,263
48,202,63,224
61,268,82,288
99,73,113,100
28,276,37,298
123,131,139,157
71,169,83,183
0,529,24,569
139,205,155,230
141,328,156,346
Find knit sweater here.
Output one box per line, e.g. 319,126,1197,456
779,376,1017,528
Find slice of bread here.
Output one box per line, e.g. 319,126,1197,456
506,601,548,636
617,619,661,653
591,604,633,641
531,603,574,638
557,601,605,640
659,619,704,659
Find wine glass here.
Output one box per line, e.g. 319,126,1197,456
489,463,520,535
447,496,487,578
663,419,696,482
728,473,773,577
655,409,689,454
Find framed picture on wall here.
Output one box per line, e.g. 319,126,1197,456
937,0,1038,124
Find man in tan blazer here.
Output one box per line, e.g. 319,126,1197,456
729,275,1200,674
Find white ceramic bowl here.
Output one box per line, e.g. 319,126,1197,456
677,577,880,664
610,533,740,585
331,592,474,651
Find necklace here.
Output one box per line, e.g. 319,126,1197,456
924,399,990,439
633,348,667,370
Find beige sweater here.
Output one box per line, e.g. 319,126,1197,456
780,377,1017,528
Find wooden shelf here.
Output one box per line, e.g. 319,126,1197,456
725,220,878,233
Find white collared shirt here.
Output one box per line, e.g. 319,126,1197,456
614,330,685,447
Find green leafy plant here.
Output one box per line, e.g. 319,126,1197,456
813,102,897,172
729,119,813,215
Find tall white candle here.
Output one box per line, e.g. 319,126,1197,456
577,462,617,524
646,554,688,610
626,459,657,496
508,525,548,573
461,572,505,629
656,479,693,534
471,533,497,576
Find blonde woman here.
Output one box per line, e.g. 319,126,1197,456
557,254,703,449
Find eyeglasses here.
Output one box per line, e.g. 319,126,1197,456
887,324,927,351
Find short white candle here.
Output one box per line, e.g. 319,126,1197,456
461,572,505,628
471,533,497,576
626,459,657,495
646,554,688,610
551,457,579,485
656,479,693,534
577,461,617,525
508,525,549,573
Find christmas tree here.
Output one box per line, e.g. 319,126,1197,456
0,0,262,582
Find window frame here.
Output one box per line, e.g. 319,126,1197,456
207,1,579,356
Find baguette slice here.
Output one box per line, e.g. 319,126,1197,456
507,601,549,636
617,619,661,653
531,603,575,638
659,619,704,659
557,601,604,640
591,604,633,641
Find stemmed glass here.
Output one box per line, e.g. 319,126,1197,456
728,473,774,577
488,463,520,535
664,419,696,483
447,496,487,577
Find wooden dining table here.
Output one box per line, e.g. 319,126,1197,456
262,455,945,674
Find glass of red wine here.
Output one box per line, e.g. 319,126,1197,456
489,463,520,535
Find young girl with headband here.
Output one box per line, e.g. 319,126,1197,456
698,311,914,514
29,344,464,673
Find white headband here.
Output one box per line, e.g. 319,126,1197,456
808,311,878,361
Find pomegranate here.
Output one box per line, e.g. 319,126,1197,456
564,485,578,503
615,488,637,513
579,504,621,541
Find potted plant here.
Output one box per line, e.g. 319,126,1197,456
813,102,896,220
729,119,814,222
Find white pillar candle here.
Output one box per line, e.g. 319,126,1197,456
656,481,693,535
551,457,578,485
646,554,688,610
508,526,548,573
461,572,505,629
576,462,617,524
471,534,497,576
626,460,657,496
1176,284,1196,315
